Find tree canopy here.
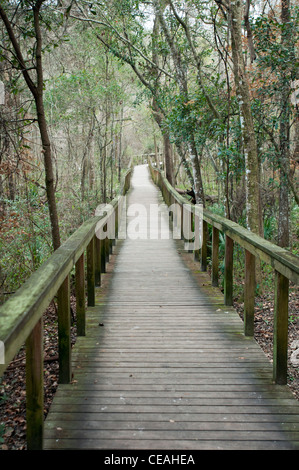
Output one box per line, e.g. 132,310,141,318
0,0,298,300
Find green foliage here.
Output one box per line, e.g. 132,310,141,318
253,9,298,81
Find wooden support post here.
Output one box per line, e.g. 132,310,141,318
75,253,86,336
244,250,255,336
224,235,233,306
187,209,193,253
108,214,113,254
173,202,181,242
212,227,219,287
87,236,95,307
200,220,207,271
192,211,199,261
101,228,106,273
114,204,119,242
273,271,289,385
26,318,43,450
57,275,71,384
105,223,109,262
180,204,184,241
95,237,101,287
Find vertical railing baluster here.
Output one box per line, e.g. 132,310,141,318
101,225,106,273
58,275,71,384
95,237,101,287
273,271,289,384
180,203,184,241
114,204,119,242
212,227,219,287
200,220,208,271
87,236,95,307
224,235,233,306
244,250,255,336
105,223,109,262
75,253,86,336
26,318,43,450
109,212,113,254
192,209,200,262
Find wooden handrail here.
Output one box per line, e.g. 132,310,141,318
0,168,132,449
149,160,299,387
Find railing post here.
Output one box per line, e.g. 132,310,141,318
224,235,233,306
173,201,181,242
109,212,113,254
114,204,119,241
87,236,95,307
180,203,184,241
25,318,43,450
244,250,255,336
186,207,193,253
105,223,110,262
200,220,208,271
75,253,86,336
58,275,71,384
212,227,219,287
192,209,199,261
95,237,101,287
273,271,289,384
101,227,106,273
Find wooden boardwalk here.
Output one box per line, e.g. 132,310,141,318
44,165,299,450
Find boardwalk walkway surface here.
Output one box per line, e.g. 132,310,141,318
44,165,299,450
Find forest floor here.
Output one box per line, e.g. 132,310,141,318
0,263,298,450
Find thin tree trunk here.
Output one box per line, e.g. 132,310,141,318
154,0,204,203
278,0,292,248
0,2,61,250
163,133,174,187
229,0,262,237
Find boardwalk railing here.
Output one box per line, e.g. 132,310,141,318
0,169,131,450
149,160,299,387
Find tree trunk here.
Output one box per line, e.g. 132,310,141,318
151,98,174,186
34,7,60,250
153,0,204,203
163,133,174,187
278,0,292,248
229,0,262,237
0,2,61,251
